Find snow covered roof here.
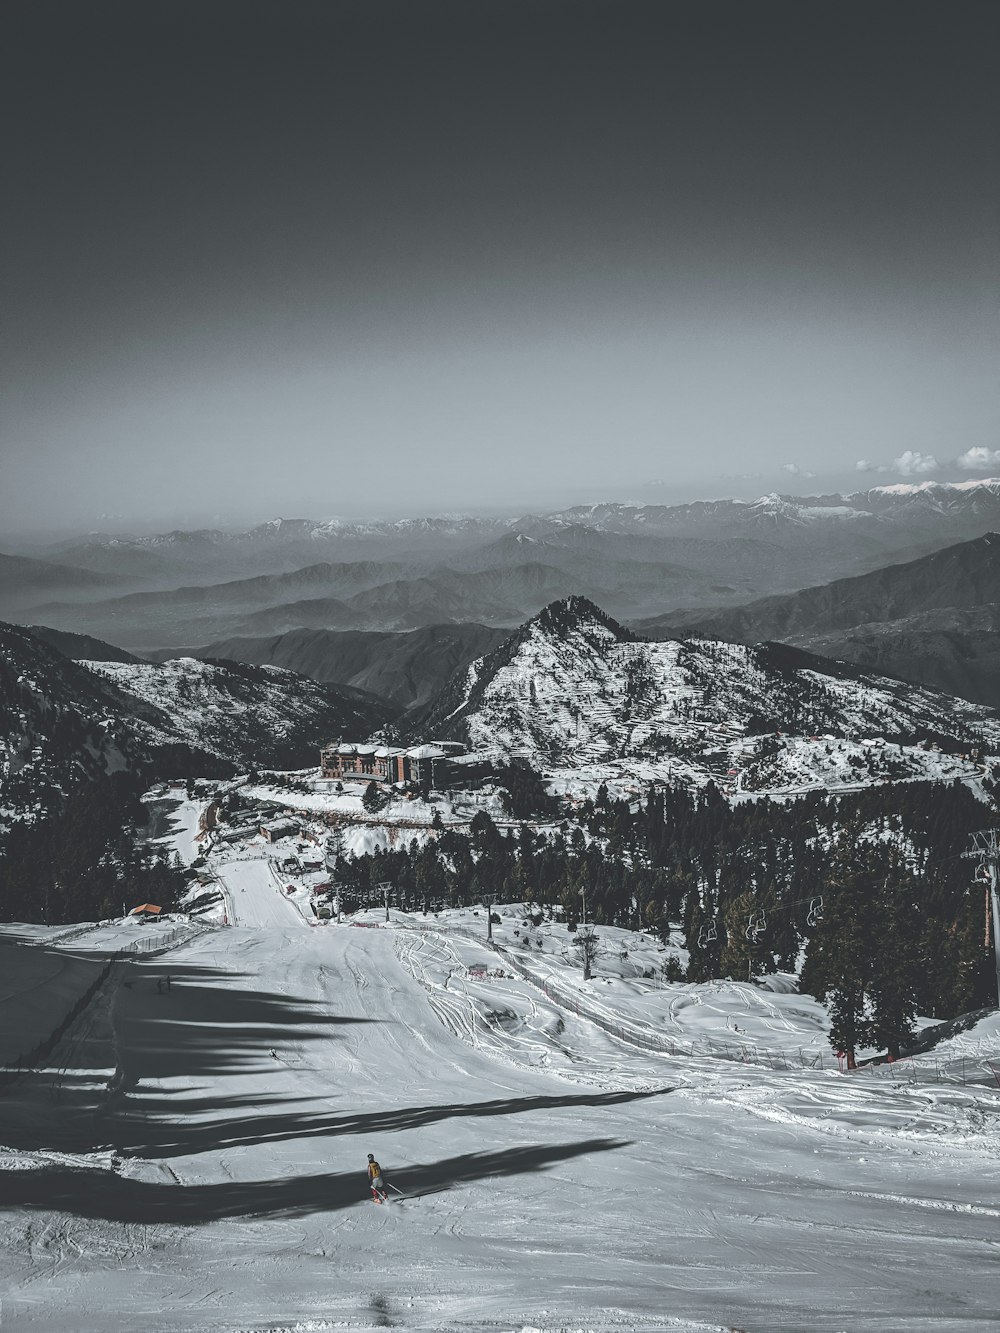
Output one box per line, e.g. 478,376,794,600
405,745,447,759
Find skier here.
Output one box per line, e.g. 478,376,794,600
367,1153,388,1203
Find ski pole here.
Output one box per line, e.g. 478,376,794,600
387,1183,407,1197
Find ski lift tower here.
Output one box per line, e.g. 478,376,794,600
482,892,495,943
328,881,343,923
578,885,598,981
965,830,1000,1009
377,880,393,923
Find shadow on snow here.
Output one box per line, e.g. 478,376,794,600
118,1086,674,1158
0,954,378,1153
0,1139,628,1223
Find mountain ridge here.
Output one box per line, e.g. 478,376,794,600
635,532,1000,708
401,596,999,797
0,622,396,828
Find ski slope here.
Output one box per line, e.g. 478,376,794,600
1,855,999,1332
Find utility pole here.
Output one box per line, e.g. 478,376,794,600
379,880,392,923
965,830,1000,1010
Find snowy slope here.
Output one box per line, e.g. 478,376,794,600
81,657,392,769
0,621,394,828
1,859,998,1332
410,598,1000,796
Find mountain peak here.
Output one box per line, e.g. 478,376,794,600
530,595,635,642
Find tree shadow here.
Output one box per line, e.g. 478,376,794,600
119,1086,674,1159
0,1138,628,1223
0,954,378,1153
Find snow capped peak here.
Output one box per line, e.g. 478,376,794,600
411,597,999,795
864,478,1000,498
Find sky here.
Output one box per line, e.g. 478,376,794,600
2,0,999,537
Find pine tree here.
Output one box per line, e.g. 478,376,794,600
801,836,874,1067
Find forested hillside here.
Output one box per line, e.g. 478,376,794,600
334,777,999,1057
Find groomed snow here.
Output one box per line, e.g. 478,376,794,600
2,839,999,1332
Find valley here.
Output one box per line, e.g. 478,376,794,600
2,486,1000,1333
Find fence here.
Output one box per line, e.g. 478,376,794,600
0,922,207,1088
415,924,1000,1087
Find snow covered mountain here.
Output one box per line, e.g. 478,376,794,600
44,516,508,584
80,658,395,768
637,532,1000,709
0,623,394,827
407,597,1000,795
543,479,1000,536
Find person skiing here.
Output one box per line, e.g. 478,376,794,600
367,1153,388,1203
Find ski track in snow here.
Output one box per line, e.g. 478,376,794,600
1,847,999,1332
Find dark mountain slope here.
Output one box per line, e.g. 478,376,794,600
23,624,140,664
638,533,1000,641
163,623,510,709
802,607,1000,710
633,534,1000,707
0,622,396,827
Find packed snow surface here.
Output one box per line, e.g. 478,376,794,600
2,820,1000,1332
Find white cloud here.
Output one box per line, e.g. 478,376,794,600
955,446,1000,471
855,459,888,473
782,463,815,478
892,450,939,476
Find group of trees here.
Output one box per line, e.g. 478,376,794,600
0,773,186,925
334,777,997,1059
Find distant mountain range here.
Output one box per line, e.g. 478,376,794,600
32,477,1000,584
15,480,1000,649
637,532,1000,709
0,551,120,615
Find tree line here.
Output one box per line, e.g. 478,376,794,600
334,777,997,1061
0,773,186,926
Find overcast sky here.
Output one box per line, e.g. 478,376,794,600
3,0,998,537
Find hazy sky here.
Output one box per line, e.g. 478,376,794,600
3,0,998,536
